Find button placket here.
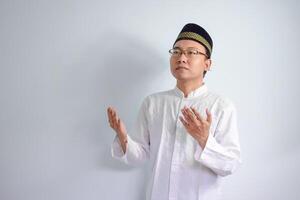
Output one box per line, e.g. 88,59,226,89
168,98,188,199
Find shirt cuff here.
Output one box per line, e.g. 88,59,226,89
194,133,240,177
112,134,138,164
194,132,217,163
111,135,127,159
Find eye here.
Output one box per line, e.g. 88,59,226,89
187,50,198,55
172,49,181,55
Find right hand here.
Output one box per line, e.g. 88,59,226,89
107,106,127,140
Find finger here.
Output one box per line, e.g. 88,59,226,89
114,113,119,127
107,107,114,125
117,117,123,128
114,118,120,130
115,113,120,128
191,107,204,124
179,116,189,128
107,107,110,117
181,108,194,124
107,107,112,118
108,107,115,119
206,108,212,124
111,109,119,128
186,107,199,126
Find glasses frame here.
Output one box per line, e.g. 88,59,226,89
168,47,208,58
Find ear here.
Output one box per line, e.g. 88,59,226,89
204,58,212,71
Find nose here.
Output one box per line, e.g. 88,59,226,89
176,52,188,64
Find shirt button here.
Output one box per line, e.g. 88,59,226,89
171,164,179,172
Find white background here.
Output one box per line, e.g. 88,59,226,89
1,0,299,199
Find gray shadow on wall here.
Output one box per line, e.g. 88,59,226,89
93,30,165,198
96,31,164,169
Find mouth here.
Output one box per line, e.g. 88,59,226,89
176,66,189,70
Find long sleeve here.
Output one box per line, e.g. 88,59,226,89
111,98,150,166
194,103,242,177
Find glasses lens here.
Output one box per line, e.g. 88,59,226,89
187,49,198,56
169,49,181,55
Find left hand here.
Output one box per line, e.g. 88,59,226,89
179,106,212,149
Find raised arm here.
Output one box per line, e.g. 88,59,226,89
107,107,128,153
108,98,151,166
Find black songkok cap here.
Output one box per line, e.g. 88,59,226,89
173,23,213,58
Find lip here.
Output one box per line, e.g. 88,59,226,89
176,66,189,70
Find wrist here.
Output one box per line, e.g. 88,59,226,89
197,136,208,149
118,134,127,143
118,134,127,154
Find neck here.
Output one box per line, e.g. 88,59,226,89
176,79,204,98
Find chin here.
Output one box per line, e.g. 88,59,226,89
174,75,191,81
171,71,187,79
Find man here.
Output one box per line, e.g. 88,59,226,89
107,23,242,200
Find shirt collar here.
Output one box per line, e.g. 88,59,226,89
173,83,208,99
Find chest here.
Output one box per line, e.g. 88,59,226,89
146,97,219,152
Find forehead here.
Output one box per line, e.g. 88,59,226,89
174,39,206,51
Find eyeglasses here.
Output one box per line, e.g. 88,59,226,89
168,48,208,58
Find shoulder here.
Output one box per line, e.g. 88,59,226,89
142,89,175,103
138,89,176,112
205,91,237,113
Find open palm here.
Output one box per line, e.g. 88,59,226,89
107,106,127,139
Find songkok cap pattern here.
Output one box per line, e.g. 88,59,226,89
173,23,213,58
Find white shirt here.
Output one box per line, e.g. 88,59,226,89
111,83,242,200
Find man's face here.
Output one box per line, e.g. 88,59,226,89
170,40,211,82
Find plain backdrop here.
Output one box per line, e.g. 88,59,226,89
1,0,300,199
